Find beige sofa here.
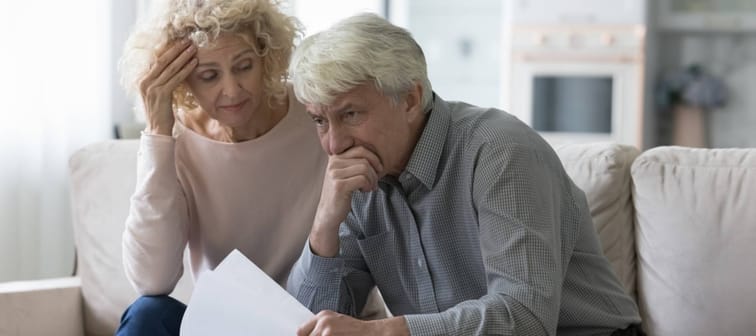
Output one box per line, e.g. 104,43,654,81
0,140,754,336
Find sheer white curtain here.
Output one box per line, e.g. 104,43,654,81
0,1,111,281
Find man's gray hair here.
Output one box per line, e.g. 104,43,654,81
289,13,433,111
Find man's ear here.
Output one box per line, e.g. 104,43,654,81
404,81,424,122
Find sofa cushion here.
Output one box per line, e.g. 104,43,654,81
69,140,193,336
0,277,84,336
632,146,756,336
555,143,640,300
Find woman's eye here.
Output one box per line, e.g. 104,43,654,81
236,61,253,72
198,71,217,82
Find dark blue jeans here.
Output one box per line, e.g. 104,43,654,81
116,295,186,336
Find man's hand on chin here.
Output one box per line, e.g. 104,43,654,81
296,310,409,336
310,146,383,258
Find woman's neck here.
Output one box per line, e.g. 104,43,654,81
219,97,288,142
183,95,289,143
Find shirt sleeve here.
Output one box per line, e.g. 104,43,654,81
286,216,375,316
405,143,574,336
122,134,190,296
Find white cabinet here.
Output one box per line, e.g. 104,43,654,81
507,0,646,25
657,0,756,32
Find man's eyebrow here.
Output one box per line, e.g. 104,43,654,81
332,103,357,114
307,103,356,117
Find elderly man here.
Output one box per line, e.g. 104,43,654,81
286,13,642,336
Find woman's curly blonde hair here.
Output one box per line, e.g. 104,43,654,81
120,0,301,113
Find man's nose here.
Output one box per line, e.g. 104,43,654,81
327,126,353,155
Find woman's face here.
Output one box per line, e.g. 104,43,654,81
184,33,265,128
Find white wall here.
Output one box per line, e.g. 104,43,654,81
407,0,504,110
294,0,384,35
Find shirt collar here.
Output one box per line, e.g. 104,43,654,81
400,93,451,190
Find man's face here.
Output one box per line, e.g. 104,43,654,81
305,83,425,177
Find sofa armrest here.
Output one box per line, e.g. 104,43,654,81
0,277,85,336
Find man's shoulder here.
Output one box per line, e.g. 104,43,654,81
444,100,549,155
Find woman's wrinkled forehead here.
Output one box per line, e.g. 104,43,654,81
192,34,258,63
188,31,255,51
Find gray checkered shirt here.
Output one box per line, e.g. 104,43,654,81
287,94,641,335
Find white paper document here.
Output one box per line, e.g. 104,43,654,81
180,249,314,335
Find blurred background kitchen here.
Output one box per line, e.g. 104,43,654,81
1,0,755,282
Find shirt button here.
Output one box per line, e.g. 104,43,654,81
417,258,424,268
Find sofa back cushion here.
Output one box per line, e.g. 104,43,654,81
632,146,756,336
555,143,640,300
69,140,193,336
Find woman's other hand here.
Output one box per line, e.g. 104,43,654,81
139,39,198,136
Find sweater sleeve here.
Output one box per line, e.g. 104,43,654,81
122,134,190,295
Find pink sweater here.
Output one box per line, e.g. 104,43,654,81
122,93,327,295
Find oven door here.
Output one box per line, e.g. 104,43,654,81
511,60,641,147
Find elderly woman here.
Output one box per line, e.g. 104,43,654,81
115,0,327,334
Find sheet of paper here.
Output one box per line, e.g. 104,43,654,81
180,249,313,335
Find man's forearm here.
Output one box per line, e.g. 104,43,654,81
372,317,410,336
286,243,348,314
308,223,341,257
403,295,550,336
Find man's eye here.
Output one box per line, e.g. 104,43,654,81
312,117,326,126
344,111,363,124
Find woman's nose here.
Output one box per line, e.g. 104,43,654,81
221,76,242,97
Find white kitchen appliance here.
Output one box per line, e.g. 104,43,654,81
502,0,647,148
